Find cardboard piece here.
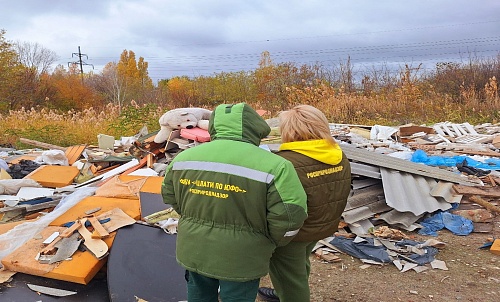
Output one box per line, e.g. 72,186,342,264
493,135,500,149
95,175,146,199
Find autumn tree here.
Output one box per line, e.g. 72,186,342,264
116,50,153,104
42,64,102,110
254,51,317,114
196,71,255,106
166,76,195,107
0,29,23,111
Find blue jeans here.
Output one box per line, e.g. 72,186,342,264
186,270,260,302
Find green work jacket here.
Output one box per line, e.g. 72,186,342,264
162,103,307,281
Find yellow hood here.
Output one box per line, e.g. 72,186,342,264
279,139,343,165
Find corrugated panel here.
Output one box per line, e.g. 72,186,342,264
340,143,480,185
380,168,453,215
430,181,463,203
352,178,381,190
345,184,384,210
342,199,392,224
350,162,381,179
348,219,374,236
376,209,423,228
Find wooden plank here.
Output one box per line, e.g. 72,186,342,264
87,216,110,239
77,218,108,259
41,220,82,255
19,138,66,151
469,195,500,214
453,185,500,198
64,145,87,165
121,156,147,175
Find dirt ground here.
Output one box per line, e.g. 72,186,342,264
258,216,500,302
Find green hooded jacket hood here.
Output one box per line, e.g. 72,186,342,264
209,103,271,146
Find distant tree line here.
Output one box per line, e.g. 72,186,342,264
1,29,499,124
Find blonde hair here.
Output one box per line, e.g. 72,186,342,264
279,105,336,145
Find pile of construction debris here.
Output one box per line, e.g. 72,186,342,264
0,119,499,299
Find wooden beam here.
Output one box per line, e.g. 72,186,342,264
469,195,500,214
88,216,110,239
453,184,500,198
19,138,66,151
41,220,82,254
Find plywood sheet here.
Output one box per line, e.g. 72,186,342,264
1,225,115,284
25,165,80,188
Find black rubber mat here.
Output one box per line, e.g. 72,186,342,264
139,191,170,217
107,223,186,302
0,271,109,301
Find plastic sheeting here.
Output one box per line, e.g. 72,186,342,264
329,236,392,263
328,237,439,265
370,125,398,140
418,211,474,236
411,149,500,170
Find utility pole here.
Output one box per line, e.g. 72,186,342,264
68,46,94,83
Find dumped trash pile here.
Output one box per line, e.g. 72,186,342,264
0,114,499,299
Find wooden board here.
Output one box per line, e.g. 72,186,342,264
25,165,80,188
107,223,186,302
65,145,87,165
1,225,115,284
453,185,500,198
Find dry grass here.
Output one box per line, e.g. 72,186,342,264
284,76,500,126
0,104,120,148
0,75,499,149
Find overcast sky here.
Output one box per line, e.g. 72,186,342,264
2,0,499,82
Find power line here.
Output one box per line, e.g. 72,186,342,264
68,46,94,82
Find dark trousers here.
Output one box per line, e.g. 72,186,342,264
186,270,260,302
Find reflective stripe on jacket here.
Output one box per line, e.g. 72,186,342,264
162,103,307,281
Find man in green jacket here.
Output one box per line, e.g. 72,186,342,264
161,103,308,302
